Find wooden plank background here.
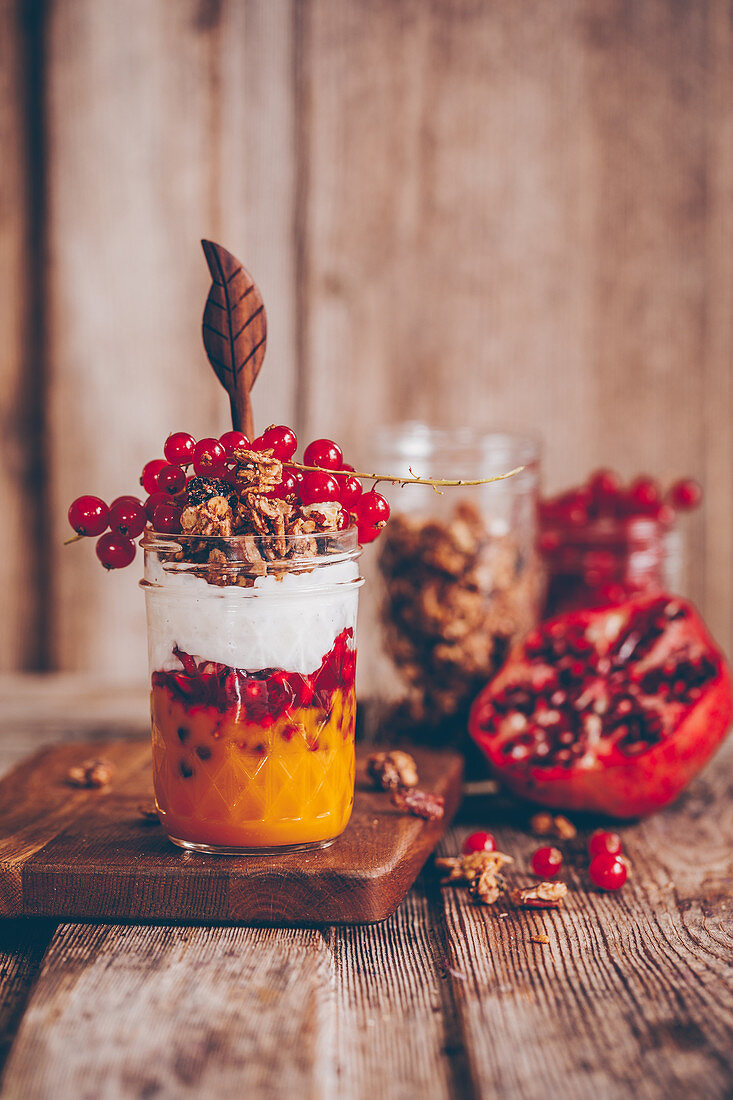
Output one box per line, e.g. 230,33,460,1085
1,0,731,684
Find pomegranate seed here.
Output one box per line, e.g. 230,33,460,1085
303,438,343,471
462,831,496,854
164,432,196,465
628,476,660,512
531,846,563,877
95,532,136,570
589,852,627,891
219,430,250,456
140,459,167,495
193,438,226,476
153,502,183,534
300,470,340,504
108,499,147,539
669,478,703,511
143,491,172,521
337,473,363,509
356,490,390,528
68,495,109,537
157,464,186,494
258,424,298,461
588,830,622,858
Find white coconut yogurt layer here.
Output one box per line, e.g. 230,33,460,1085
144,555,361,676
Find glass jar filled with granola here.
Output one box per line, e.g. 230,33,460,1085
363,424,542,748
141,498,363,854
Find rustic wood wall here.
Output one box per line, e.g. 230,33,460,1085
1,0,731,682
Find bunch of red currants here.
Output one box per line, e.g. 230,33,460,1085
68,426,391,569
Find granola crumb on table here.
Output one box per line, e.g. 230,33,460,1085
510,882,568,909
67,759,115,788
367,750,419,790
391,786,445,821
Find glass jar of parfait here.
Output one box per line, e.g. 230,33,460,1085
141,527,363,854
362,424,543,747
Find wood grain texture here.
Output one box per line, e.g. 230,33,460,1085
435,747,733,1100
0,682,731,1098
0,739,462,923
44,0,298,681
1,922,338,1100
0,0,42,671
298,0,732,660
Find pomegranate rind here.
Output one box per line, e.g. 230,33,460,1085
468,596,733,819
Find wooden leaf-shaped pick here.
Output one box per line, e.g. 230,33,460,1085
201,240,267,437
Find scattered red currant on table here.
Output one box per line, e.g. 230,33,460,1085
588,830,623,858
588,851,628,891
462,831,496,854
531,846,563,877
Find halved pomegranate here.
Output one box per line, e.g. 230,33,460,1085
469,595,732,818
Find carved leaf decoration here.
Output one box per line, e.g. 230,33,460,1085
201,240,267,437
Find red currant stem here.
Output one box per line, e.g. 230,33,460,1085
64,533,85,546
285,462,525,491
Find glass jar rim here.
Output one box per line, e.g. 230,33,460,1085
372,422,539,471
141,526,362,584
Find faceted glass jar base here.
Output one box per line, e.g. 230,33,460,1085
167,835,336,856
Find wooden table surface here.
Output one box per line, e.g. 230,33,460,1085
0,676,731,1100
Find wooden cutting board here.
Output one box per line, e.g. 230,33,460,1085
0,739,462,925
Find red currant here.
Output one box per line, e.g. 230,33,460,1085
300,470,340,504
356,490,390,528
108,499,147,539
588,830,622,858
357,523,381,545
164,432,196,465
193,438,227,476
267,470,299,504
587,468,622,509
336,508,349,530
68,496,109,537
669,477,703,511
157,464,186,494
143,492,172,521
140,459,167,495
153,502,183,534
95,532,136,570
257,424,298,462
219,430,250,456
110,495,143,511
337,474,363,509
303,438,343,471
628,476,660,512
589,852,627,891
531,846,563,877
462,831,496,854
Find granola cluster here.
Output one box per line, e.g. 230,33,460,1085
436,849,568,909
168,447,348,581
378,500,543,732
67,758,115,788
